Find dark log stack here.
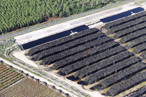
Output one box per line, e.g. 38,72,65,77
74,51,133,79
26,28,99,56
105,70,146,96
26,11,146,97
103,11,146,30
125,86,146,97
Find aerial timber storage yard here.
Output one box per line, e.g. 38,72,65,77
13,3,146,97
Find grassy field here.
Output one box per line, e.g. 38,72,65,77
0,78,64,97
0,63,24,91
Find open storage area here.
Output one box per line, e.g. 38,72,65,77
25,15,146,96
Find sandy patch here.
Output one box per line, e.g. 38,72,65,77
13,51,38,68
141,3,146,10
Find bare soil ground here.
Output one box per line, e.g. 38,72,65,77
13,51,38,68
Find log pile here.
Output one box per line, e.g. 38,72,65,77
26,11,146,97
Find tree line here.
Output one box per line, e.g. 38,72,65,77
0,0,124,34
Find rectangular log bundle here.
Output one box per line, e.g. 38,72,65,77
133,42,146,54
73,51,133,79
113,22,146,39
58,45,125,75
84,56,140,85
103,11,146,29
102,11,146,60
140,51,146,60
126,86,146,97
105,70,146,96
40,36,112,65
92,63,146,90
125,35,146,49
31,31,105,61
26,28,99,56
119,27,146,44
52,41,121,70
107,16,146,35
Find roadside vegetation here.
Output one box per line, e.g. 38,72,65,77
0,38,15,57
0,0,126,35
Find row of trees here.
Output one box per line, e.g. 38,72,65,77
0,0,124,34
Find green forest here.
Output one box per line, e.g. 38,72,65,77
0,0,124,34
